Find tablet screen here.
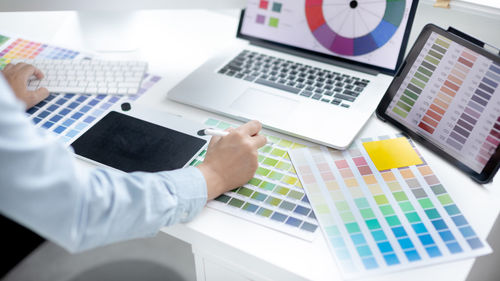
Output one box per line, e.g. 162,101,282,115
71,111,207,173
384,31,500,174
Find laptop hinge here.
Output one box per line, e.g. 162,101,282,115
249,40,380,76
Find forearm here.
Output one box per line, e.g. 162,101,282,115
1,137,207,253
0,77,207,252
75,166,207,252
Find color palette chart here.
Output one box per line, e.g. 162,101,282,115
305,0,406,56
0,34,162,144
240,0,414,71
387,31,500,173
255,0,283,28
289,136,490,279
189,118,319,240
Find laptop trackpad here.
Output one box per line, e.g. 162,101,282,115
230,88,298,122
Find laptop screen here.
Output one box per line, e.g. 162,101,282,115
238,0,418,74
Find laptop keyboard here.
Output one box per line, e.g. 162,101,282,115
218,50,370,108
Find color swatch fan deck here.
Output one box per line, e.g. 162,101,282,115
289,136,490,279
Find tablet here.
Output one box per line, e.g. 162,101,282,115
376,24,500,183
71,104,208,173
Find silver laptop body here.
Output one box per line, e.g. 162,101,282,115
169,1,418,149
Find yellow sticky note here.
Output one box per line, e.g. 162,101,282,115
363,137,423,171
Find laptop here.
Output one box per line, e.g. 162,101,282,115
169,0,419,149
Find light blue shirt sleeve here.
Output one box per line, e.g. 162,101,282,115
0,75,207,253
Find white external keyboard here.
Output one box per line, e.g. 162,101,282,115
10,59,148,95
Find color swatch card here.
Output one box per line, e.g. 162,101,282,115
0,34,162,144
289,135,491,279
189,118,319,241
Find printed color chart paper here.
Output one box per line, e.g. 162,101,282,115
189,118,319,241
0,34,162,144
289,136,490,279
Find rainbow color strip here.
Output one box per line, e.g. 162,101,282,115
289,135,490,279
189,118,319,240
0,34,162,144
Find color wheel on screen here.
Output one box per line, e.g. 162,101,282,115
305,0,405,56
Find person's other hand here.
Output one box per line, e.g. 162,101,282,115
1,63,49,109
197,120,267,200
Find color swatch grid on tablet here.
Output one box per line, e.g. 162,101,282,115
189,118,319,240
0,34,162,144
386,31,500,173
289,136,490,279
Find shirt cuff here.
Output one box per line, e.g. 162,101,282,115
159,166,207,224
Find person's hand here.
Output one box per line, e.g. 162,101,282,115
1,62,49,109
197,120,267,200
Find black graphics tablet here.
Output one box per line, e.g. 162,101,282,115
376,24,500,183
71,106,208,173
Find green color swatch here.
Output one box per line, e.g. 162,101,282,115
269,17,279,27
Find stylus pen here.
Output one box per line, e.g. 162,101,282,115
197,128,274,145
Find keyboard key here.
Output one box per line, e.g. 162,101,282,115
331,99,342,105
334,94,355,102
354,81,368,87
343,90,360,97
312,94,322,100
244,75,257,82
227,64,242,72
255,78,300,94
300,91,313,97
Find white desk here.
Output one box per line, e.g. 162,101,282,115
1,2,499,280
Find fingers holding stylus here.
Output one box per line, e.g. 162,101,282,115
235,120,267,148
